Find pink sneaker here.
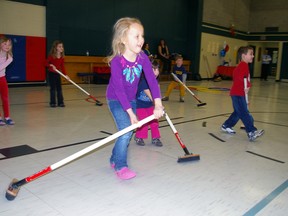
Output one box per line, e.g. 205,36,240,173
110,163,115,169
116,167,136,180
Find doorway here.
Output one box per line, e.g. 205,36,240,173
266,48,279,78
280,42,288,80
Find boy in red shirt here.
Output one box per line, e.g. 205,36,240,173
221,46,264,141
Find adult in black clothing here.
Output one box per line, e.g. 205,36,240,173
261,49,272,81
157,39,171,73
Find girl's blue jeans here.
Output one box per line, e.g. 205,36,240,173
107,99,136,171
223,96,257,133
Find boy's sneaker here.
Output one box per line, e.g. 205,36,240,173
162,96,169,101
116,167,136,180
179,97,185,102
152,138,163,147
221,125,236,134
248,129,265,141
0,119,6,126
5,118,15,125
134,137,145,146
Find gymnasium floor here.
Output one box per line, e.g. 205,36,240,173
0,78,287,216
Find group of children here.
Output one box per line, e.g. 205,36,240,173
1,17,264,181
105,17,264,180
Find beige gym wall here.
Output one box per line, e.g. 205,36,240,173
199,32,248,79
0,0,45,37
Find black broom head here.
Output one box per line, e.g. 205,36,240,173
95,100,103,106
197,102,207,107
177,154,200,162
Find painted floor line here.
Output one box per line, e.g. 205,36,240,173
246,151,285,164
208,133,226,142
243,179,288,216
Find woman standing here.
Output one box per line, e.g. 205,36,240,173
157,39,171,73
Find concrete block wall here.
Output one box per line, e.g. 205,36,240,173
249,0,288,32
203,0,250,32
203,0,288,33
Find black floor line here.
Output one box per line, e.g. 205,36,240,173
100,131,113,135
208,133,226,142
253,120,288,128
158,113,231,128
0,137,107,160
10,98,103,106
38,137,107,153
246,151,285,164
159,113,288,130
1,113,286,160
0,117,186,161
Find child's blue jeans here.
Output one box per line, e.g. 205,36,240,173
107,99,136,171
223,96,257,133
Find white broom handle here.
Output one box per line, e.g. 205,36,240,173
244,77,248,104
54,68,91,96
164,112,177,134
171,73,195,96
50,114,156,170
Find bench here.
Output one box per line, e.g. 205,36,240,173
93,66,111,84
77,67,111,84
77,72,97,84
64,56,109,84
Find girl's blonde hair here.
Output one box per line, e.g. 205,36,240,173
0,35,13,58
49,40,65,58
106,17,142,64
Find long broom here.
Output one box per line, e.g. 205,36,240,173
55,68,103,106
171,73,207,107
5,114,157,201
203,55,212,79
164,112,200,162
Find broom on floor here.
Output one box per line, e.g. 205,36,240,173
5,114,157,201
171,73,207,107
55,69,103,106
164,112,200,162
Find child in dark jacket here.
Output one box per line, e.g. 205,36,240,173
134,60,163,147
162,55,187,102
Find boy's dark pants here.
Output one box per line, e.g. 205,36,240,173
223,96,257,133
